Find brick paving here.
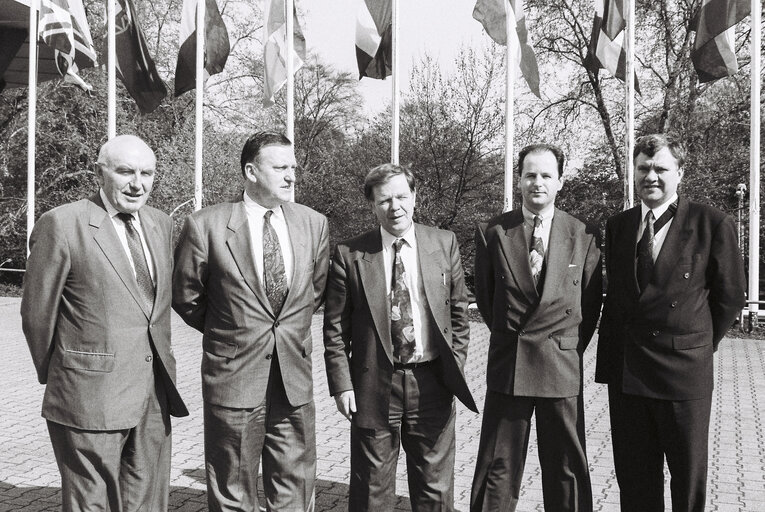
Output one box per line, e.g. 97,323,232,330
0,296,763,511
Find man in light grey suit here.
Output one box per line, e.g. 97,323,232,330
173,131,329,512
22,135,188,511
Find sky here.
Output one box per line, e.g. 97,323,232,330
301,0,487,113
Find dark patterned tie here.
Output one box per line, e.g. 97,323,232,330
636,210,655,292
117,213,155,313
390,239,416,363
263,210,287,315
529,215,545,284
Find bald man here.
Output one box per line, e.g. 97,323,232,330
21,135,188,512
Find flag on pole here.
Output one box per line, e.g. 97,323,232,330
174,0,230,96
38,0,97,90
263,0,306,106
690,0,750,83
473,0,540,98
586,0,640,92
110,0,167,113
355,0,392,80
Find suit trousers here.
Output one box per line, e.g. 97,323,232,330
608,386,712,512
470,392,592,512
47,369,171,512
204,356,316,512
349,363,456,512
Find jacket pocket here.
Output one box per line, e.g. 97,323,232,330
556,336,579,350
61,349,115,372
204,338,238,359
672,333,708,350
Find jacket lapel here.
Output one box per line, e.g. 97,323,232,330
500,211,539,304
537,211,574,308
358,230,393,363
416,225,448,337
225,200,274,317
88,195,151,319
281,203,308,314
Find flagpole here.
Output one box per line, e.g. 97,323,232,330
27,0,39,255
748,0,761,325
391,0,399,165
286,0,295,201
107,0,116,139
194,0,205,211
624,0,635,210
503,0,515,212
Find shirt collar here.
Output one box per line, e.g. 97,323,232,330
100,189,137,222
641,193,678,222
521,204,554,226
380,223,416,250
243,191,284,220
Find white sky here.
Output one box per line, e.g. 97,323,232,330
302,0,486,112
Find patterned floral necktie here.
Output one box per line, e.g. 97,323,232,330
529,215,545,284
117,213,155,313
263,210,287,315
390,238,416,363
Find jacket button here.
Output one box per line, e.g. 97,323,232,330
573,279,579,285
443,327,448,334
651,330,659,337
670,301,678,308
445,299,449,305
548,333,554,339
362,366,369,373
519,330,525,336
265,354,272,360
566,308,572,315
683,273,690,279
145,355,152,362
274,321,280,328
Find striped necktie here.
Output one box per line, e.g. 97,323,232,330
116,212,155,313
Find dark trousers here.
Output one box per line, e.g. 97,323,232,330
47,372,171,512
608,387,713,512
471,392,592,512
349,364,456,512
204,358,316,512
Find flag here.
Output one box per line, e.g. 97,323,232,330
473,0,540,98
174,0,230,97
263,0,306,106
38,0,97,90
111,0,167,113
355,0,391,80
690,0,750,83
586,0,640,92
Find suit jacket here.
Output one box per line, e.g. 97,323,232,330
595,197,746,400
21,194,188,431
475,208,602,398
323,223,478,430
172,198,329,408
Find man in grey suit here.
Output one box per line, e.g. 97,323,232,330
22,135,188,511
173,131,329,512
323,163,478,511
471,144,602,512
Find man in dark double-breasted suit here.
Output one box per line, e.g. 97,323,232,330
596,134,746,512
471,144,602,512
323,163,478,511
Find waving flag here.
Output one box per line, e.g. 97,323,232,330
175,0,230,96
690,0,750,83
355,0,391,80
38,0,97,90
473,0,540,98
263,0,306,106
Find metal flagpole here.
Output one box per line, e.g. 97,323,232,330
624,0,635,210
107,0,116,139
391,0,399,165
286,0,295,201
194,0,205,211
748,0,761,326
27,0,39,255
503,0,516,212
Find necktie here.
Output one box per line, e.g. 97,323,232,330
636,210,655,292
263,210,287,315
116,213,154,313
390,239,416,363
529,215,545,284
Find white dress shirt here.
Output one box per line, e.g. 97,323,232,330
638,193,678,262
522,204,554,251
243,191,293,289
100,189,155,282
381,225,436,362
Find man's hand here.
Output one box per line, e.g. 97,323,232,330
334,390,356,421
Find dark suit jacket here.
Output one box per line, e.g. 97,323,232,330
595,197,746,400
475,208,602,398
21,194,188,430
323,223,478,429
172,198,329,408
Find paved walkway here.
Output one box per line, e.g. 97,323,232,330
1,297,763,511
